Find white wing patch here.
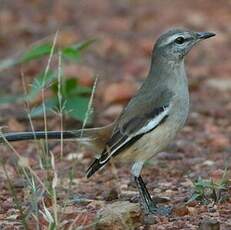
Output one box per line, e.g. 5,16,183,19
99,136,133,164
135,105,170,135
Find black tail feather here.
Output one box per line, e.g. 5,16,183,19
86,158,106,178
0,130,85,142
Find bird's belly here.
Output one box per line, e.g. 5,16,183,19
117,118,184,162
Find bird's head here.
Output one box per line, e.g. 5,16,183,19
153,29,215,62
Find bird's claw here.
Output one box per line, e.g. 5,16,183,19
147,204,172,216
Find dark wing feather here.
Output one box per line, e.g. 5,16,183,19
86,105,170,178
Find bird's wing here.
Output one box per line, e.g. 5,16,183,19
86,88,173,178
100,104,170,161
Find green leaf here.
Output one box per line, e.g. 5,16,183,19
64,96,91,122
0,43,53,72
26,71,56,101
73,85,92,95
49,222,56,230
63,79,78,95
0,38,96,72
51,78,78,96
20,43,53,63
71,38,97,53
187,193,201,203
61,79,92,96
51,78,91,97
0,71,56,105
62,38,97,60
62,47,80,60
30,98,58,117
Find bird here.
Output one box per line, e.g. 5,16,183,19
0,28,215,215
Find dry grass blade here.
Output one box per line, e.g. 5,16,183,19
0,131,49,194
81,76,98,136
41,31,59,154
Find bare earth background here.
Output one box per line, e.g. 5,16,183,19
0,0,231,229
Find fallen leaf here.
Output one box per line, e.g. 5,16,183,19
7,118,25,132
173,204,189,216
103,104,123,118
64,64,94,86
103,81,137,104
187,207,198,216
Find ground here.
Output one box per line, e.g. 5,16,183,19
0,0,231,229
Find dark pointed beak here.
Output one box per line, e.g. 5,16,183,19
196,32,216,40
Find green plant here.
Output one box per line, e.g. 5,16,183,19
0,37,96,122
188,174,229,204
0,33,98,228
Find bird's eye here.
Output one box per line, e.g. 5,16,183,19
175,36,185,44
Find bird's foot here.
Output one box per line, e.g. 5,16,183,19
147,203,172,216
143,204,172,225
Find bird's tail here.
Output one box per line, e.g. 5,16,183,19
1,124,115,178
86,158,102,178
0,124,114,152
86,157,109,178
1,130,79,142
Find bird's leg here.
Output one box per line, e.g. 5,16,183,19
134,176,171,215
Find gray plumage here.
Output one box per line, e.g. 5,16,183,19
86,29,195,177
85,29,215,215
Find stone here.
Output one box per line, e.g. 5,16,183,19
206,78,231,91
199,218,220,230
95,201,142,230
